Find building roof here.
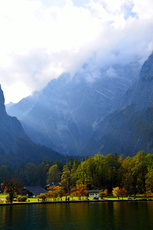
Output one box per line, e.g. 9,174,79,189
46,182,61,187
87,190,103,193
24,186,47,196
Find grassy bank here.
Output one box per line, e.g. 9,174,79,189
1,193,153,205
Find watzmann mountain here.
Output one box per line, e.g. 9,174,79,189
7,57,142,156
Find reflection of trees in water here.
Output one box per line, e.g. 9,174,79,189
0,206,7,227
0,205,30,229
1,202,153,229
45,203,89,229
0,206,14,228
113,202,153,230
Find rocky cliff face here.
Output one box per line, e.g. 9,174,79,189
0,85,64,164
0,85,28,154
86,52,153,156
122,52,153,110
0,85,5,112
141,52,153,82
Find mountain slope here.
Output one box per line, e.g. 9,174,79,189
85,52,153,156
0,85,64,164
7,61,140,155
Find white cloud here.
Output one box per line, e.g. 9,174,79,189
0,0,152,103
132,0,153,19
2,82,31,104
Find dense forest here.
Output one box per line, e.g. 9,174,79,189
1,151,153,195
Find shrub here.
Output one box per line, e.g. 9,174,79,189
6,195,10,201
146,190,153,197
99,189,108,199
17,196,27,202
36,193,47,201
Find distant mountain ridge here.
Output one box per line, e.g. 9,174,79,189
85,52,153,156
7,59,141,156
0,85,64,164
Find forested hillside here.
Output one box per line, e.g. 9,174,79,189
0,151,153,196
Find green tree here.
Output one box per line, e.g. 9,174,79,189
0,165,10,183
119,156,137,195
145,169,153,192
104,154,120,191
86,157,96,188
47,164,61,184
94,154,105,188
132,151,147,193
146,153,153,171
33,162,50,186
19,162,37,186
76,160,90,187
61,165,71,193
70,159,80,186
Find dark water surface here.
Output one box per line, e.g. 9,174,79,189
0,201,153,230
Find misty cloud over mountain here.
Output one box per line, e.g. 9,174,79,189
1,0,153,103
7,51,143,156
85,52,153,156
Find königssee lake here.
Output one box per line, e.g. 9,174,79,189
0,201,153,229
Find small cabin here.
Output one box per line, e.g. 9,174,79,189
87,190,103,198
22,186,47,198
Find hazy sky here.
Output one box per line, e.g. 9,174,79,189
0,0,153,103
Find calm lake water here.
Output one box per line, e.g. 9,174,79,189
0,201,153,230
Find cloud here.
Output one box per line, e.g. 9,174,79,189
0,0,153,103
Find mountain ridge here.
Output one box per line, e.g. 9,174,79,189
84,52,153,156
6,59,141,156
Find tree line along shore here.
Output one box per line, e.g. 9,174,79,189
1,150,153,203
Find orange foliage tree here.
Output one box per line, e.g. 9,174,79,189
146,190,153,197
1,178,21,203
47,191,55,199
119,188,127,199
47,185,64,200
75,184,88,200
112,187,127,199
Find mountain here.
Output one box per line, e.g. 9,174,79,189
7,60,141,156
85,52,153,156
0,85,64,164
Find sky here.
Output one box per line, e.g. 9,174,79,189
0,0,153,103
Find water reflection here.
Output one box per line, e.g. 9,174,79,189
0,202,153,230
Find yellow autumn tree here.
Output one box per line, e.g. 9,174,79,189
112,187,120,199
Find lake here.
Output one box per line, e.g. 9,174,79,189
0,201,153,230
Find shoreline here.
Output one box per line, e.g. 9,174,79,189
0,198,149,206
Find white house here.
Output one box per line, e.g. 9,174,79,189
87,190,103,198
